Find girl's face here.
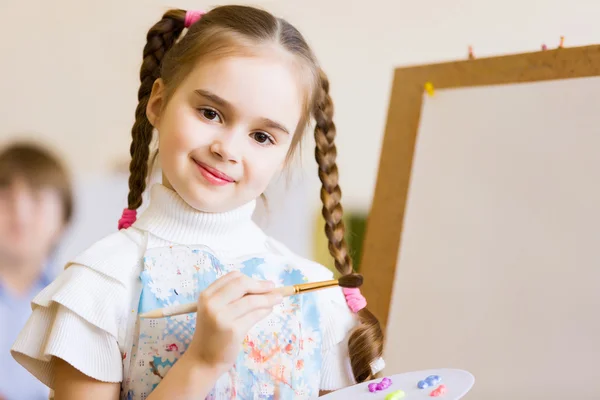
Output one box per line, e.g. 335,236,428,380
147,54,304,213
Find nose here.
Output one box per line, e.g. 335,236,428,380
209,132,242,163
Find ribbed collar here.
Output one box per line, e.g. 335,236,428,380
133,184,259,246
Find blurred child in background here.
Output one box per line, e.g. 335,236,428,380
0,142,73,400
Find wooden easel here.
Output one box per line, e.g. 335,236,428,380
360,45,600,327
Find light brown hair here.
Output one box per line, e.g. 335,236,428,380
0,142,73,224
125,5,383,383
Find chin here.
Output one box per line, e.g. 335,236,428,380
174,177,255,213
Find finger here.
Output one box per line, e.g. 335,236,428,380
228,292,283,319
201,271,244,298
212,274,275,307
235,307,273,334
274,383,280,400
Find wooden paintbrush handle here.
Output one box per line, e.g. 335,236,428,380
163,303,196,317
140,280,338,318
142,287,292,318
273,285,297,296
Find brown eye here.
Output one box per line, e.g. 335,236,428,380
252,132,274,145
199,108,222,122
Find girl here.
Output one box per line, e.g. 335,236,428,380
11,6,384,399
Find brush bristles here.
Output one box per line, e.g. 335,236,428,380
338,274,363,288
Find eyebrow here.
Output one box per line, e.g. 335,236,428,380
194,89,291,135
195,89,230,108
257,117,290,135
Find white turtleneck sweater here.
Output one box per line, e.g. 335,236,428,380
11,184,357,393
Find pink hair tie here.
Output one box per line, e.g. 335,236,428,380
342,287,367,313
184,10,205,28
118,208,137,230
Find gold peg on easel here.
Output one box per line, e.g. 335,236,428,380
424,82,435,97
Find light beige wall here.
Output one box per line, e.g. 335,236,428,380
1,0,600,210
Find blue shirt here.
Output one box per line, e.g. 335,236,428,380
0,268,52,400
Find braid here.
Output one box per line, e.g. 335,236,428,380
313,71,353,275
126,9,186,210
313,70,384,383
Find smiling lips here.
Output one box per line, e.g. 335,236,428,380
194,160,235,186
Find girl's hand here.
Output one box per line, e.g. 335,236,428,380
186,271,282,374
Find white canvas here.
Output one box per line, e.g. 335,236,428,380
384,77,600,399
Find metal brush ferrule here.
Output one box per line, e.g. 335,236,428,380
295,279,339,294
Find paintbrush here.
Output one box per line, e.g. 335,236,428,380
139,274,362,319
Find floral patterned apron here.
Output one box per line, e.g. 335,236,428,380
120,244,322,400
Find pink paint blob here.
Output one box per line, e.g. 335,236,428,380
430,384,447,397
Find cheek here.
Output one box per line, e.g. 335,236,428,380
36,196,64,238
159,106,212,160
158,124,192,172
0,211,10,235
160,118,192,153
246,149,288,188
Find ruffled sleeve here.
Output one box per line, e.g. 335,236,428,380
11,229,144,388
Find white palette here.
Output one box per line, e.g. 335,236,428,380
321,369,474,400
